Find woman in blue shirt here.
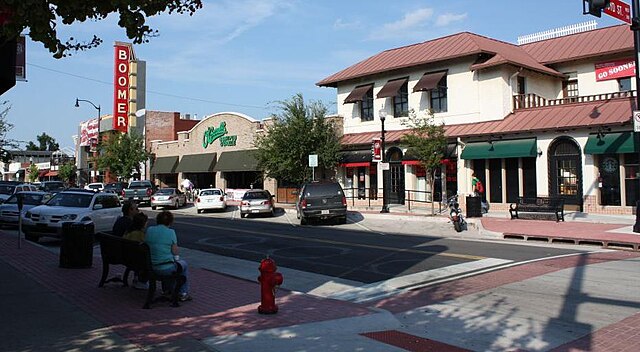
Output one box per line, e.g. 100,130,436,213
145,210,191,301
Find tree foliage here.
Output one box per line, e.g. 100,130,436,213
0,102,18,163
26,133,59,151
0,1,203,58
28,163,39,183
254,93,341,186
58,162,76,184
401,109,447,211
97,131,149,181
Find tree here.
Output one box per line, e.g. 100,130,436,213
254,93,341,186
0,101,18,163
0,1,202,58
28,163,39,183
58,162,77,185
26,133,59,151
401,109,447,215
97,131,150,180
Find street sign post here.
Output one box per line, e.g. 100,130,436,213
308,154,318,181
604,0,632,24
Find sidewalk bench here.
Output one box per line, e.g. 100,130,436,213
95,233,186,309
509,197,565,222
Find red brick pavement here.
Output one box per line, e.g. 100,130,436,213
0,233,372,346
362,330,472,351
550,312,640,352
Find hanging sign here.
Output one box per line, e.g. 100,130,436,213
595,59,635,82
634,111,640,132
113,44,130,132
372,138,382,161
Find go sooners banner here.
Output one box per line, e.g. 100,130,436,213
113,44,131,132
595,59,635,82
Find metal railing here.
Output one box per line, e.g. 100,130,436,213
343,187,443,214
512,91,635,110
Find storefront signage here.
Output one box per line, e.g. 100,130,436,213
203,121,238,148
113,44,130,132
595,59,635,82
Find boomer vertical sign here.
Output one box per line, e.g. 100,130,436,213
113,44,131,132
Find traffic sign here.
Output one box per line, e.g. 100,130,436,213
633,110,640,132
604,0,631,25
308,154,318,167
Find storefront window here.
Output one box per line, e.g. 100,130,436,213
505,158,519,203
522,158,537,198
489,159,503,203
369,166,378,200
599,155,621,206
624,153,640,206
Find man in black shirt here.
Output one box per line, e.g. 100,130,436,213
112,200,139,237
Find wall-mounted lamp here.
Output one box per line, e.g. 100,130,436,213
537,147,543,156
589,106,601,119
596,126,611,140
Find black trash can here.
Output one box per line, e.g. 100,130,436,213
466,196,483,218
59,221,95,269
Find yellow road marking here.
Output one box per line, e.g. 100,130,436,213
175,219,485,261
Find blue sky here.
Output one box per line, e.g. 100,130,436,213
1,0,624,150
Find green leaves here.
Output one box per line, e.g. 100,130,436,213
97,131,150,180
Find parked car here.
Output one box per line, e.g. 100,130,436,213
0,183,38,203
123,180,155,206
22,189,121,242
84,182,105,192
239,189,275,218
195,188,226,213
296,181,347,225
38,181,66,194
103,182,128,199
151,188,187,210
0,191,51,227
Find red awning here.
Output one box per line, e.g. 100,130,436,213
44,170,58,177
377,78,408,98
38,169,49,178
340,162,371,168
401,160,420,165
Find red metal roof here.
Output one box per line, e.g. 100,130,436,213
521,25,633,65
340,97,634,145
317,32,562,87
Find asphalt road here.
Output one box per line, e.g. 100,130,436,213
155,205,589,284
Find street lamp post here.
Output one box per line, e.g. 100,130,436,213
75,98,101,183
379,110,390,213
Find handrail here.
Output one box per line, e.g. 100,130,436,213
512,90,636,110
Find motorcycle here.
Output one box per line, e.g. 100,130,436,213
447,195,466,232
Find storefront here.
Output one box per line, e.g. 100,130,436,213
150,112,274,195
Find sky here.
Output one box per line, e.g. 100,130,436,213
1,0,625,151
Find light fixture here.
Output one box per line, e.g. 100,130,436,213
537,147,543,156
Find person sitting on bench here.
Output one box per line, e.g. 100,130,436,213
124,212,150,290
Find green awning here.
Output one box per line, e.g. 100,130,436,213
150,156,178,174
461,138,537,160
584,132,639,154
175,153,217,173
212,150,259,172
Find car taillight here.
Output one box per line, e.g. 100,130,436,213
121,190,125,197
262,200,270,205
241,201,249,206
168,195,175,199
146,188,153,196
220,196,224,201
196,197,200,203
301,199,307,208
342,196,347,206
151,197,155,201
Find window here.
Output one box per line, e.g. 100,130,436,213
619,77,632,92
517,76,526,95
624,153,639,206
563,72,578,99
489,159,502,203
360,88,374,121
393,81,409,117
430,75,447,113
599,155,621,206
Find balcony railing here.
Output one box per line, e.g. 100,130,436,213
512,90,636,110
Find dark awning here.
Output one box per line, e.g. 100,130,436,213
461,138,537,160
213,150,259,172
176,153,217,173
584,132,639,154
403,143,458,161
150,156,179,174
344,85,373,104
377,78,408,98
413,71,446,92
339,150,372,167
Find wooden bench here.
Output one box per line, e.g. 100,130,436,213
509,197,565,222
95,233,186,309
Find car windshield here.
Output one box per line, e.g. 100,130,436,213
0,185,16,195
46,193,93,208
129,181,151,188
104,183,122,190
156,188,175,195
243,191,269,200
5,193,44,205
304,184,344,197
200,190,222,196
43,182,65,191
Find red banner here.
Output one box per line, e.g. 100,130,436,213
595,59,635,82
113,44,130,132
372,138,382,161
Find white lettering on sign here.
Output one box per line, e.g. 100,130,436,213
113,44,131,132
118,49,128,60
595,59,635,82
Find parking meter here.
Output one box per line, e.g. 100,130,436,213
17,193,23,248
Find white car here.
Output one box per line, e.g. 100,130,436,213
84,182,105,192
22,190,121,242
0,191,51,227
195,188,226,213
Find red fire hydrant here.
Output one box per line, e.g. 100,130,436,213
257,257,283,314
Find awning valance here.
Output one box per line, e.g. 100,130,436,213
176,153,217,173
339,150,372,167
344,85,373,104
44,170,58,177
213,150,259,172
150,156,179,174
413,71,446,92
461,138,537,160
377,78,408,98
584,132,639,154
403,143,458,161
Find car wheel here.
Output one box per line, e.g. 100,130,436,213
197,209,202,214
271,208,276,217
337,216,347,225
300,216,307,225
151,206,157,210
25,232,39,242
